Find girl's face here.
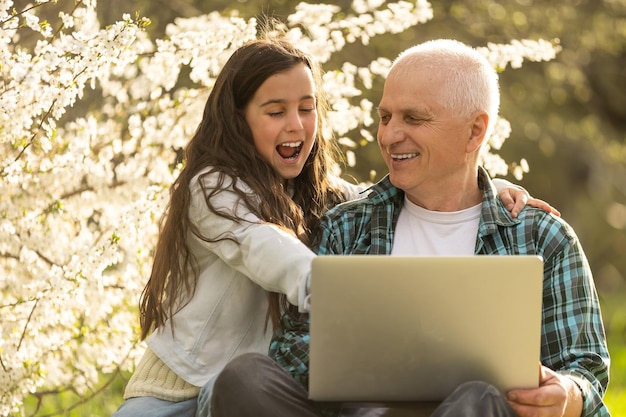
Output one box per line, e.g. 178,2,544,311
244,63,317,181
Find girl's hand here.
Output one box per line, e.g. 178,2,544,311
499,186,561,218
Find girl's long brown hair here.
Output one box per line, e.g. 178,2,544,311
139,36,346,340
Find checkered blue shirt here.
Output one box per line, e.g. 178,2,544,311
269,167,610,416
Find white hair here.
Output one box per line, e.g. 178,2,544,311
390,39,500,140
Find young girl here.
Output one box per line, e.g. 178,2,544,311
113,36,553,417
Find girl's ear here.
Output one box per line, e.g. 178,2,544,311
466,111,489,154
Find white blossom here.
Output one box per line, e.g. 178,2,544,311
478,38,561,70
488,117,512,150
512,158,531,181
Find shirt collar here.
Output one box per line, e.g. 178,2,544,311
364,175,404,205
364,167,520,231
477,166,521,236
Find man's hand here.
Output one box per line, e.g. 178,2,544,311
506,365,583,417
499,186,561,219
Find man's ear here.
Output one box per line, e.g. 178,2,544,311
466,111,489,154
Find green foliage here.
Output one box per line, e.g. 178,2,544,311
21,371,128,417
603,290,626,414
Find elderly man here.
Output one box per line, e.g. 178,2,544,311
212,39,610,417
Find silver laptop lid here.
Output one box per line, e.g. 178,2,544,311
308,255,543,403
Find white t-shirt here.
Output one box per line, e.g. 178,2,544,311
391,196,481,256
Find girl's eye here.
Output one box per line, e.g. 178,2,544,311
268,112,284,117
300,108,315,113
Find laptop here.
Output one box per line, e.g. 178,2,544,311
308,255,544,403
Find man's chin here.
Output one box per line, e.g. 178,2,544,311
388,172,410,188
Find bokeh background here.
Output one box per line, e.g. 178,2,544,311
21,0,626,414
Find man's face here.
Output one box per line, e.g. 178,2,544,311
376,64,475,208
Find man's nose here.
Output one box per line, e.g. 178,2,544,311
378,118,404,148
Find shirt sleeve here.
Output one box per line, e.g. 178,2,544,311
188,170,315,310
268,310,311,389
539,219,610,417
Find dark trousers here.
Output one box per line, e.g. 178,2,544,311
211,353,517,417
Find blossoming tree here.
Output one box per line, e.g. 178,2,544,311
0,0,559,414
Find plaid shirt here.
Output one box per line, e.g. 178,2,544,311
269,167,610,417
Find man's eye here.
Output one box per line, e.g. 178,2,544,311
379,115,390,124
404,116,431,125
406,116,425,124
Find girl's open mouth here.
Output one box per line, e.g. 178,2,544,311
277,141,303,160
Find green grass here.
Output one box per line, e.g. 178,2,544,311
602,291,626,415
605,344,626,415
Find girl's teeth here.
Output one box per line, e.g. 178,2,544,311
281,141,303,148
